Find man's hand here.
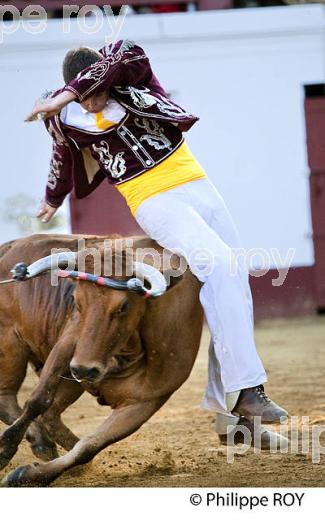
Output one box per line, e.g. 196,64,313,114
25,90,77,122
37,200,58,223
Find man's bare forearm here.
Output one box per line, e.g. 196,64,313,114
25,90,77,122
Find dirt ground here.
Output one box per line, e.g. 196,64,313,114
1,315,325,487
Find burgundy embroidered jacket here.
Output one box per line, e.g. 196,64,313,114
44,39,199,208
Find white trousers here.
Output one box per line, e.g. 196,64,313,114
135,178,267,415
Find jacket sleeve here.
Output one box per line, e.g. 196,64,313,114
45,132,74,208
63,40,153,102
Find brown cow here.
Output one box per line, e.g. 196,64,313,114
0,233,203,486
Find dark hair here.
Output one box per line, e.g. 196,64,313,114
62,46,102,84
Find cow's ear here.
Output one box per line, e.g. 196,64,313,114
163,268,184,291
160,251,187,291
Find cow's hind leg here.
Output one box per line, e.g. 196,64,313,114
40,378,84,452
0,329,29,426
25,421,58,462
0,330,58,462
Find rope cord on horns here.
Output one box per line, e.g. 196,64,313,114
0,266,153,298
57,270,151,297
57,269,123,287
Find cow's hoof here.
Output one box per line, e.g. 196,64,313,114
2,463,49,487
31,442,59,462
2,466,31,487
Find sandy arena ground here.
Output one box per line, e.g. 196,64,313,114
1,315,324,487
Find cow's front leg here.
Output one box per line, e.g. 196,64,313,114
2,395,170,487
0,326,76,470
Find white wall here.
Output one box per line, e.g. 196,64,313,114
0,4,324,268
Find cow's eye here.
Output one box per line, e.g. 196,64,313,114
117,301,129,315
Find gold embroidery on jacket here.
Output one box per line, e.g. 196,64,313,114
47,144,63,190
115,86,191,118
134,117,172,151
76,41,137,101
92,141,126,179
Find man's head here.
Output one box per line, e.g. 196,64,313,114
62,46,102,84
62,46,109,113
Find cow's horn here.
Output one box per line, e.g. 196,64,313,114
132,261,167,298
11,252,78,281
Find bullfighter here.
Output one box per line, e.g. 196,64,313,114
26,39,288,448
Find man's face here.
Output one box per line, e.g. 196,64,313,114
80,91,109,113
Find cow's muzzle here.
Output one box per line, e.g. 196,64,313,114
70,364,102,383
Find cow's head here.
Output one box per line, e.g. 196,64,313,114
12,243,177,384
